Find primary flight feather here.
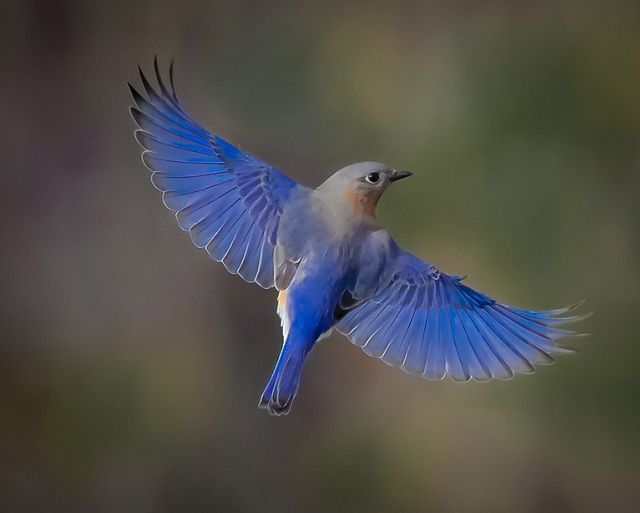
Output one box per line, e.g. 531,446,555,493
129,59,587,415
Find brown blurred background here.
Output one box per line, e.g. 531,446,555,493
2,1,639,512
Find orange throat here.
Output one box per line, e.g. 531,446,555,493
345,188,379,218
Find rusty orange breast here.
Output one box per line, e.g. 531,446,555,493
345,188,379,217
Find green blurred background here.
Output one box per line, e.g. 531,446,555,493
3,1,639,512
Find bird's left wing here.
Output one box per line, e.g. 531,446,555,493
337,247,586,381
129,59,307,289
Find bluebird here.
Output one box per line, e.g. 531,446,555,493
129,59,587,415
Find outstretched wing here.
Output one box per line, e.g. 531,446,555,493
129,58,306,289
337,247,587,381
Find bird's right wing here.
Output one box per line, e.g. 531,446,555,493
129,59,308,289
337,246,587,381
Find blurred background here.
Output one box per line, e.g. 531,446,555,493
3,1,640,512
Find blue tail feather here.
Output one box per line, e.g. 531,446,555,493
259,336,309,416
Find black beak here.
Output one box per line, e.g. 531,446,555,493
389,170,413,183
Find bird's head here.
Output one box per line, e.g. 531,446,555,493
319,162,412,217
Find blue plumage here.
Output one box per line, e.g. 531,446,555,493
337,246,582,381
129,59,588,415
129,60,301,290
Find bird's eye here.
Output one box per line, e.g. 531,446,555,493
365,172,380,184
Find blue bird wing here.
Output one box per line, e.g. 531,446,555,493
129,59,306,289
337,247,586,381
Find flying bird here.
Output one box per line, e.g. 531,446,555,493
129,59,587,415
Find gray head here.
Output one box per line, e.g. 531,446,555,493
318,162,412,216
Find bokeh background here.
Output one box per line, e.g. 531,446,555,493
3,1,640,512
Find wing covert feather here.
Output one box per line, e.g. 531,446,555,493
129,59,308,289
337,244,586,381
